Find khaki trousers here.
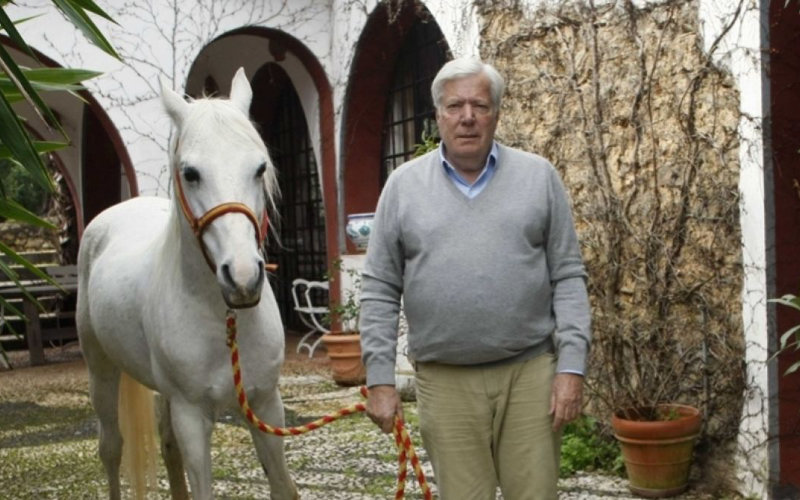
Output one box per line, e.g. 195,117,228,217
415,354,560,500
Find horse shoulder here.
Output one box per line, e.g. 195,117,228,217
81,197,170,263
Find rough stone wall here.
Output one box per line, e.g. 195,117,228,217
0,220,58,254
478,0,745,485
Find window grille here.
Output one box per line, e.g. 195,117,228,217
380,19,449,185
264,79,327,328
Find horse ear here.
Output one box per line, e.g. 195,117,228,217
229,67,253,117
160,77,189,126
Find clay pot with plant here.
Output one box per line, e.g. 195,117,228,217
610,402,702,498
588,317,703,498
321,259,366,386
588,315,706,498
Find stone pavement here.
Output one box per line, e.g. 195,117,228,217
0,338,716,499
272,373,713,500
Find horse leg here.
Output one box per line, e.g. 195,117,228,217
169,398,215,499
84,348,123,500
156,394,190,500
249,388,299,500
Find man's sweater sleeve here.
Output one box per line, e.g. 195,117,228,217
545,165,592,374
359,173,405,387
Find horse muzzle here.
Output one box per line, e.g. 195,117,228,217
218,259,265,309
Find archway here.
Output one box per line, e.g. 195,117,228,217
0,37,135,262
185,28,338,322
342,0,450,253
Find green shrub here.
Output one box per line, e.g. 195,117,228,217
0,159,50,215
559,415,624,478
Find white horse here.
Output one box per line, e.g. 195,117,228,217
76,68,297,500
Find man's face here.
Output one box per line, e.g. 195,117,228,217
435,73,499,172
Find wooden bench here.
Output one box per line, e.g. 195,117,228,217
41,265,78,343
0,264,78,366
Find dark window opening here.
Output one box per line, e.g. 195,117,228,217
250,63,327,330
380,19,449,184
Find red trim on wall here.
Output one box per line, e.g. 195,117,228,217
770,1,800,489
341,3,419,254
81,95,138,202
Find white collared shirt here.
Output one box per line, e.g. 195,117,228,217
440,142,499,198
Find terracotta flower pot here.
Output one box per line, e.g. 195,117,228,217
321,331,366,386
611,404,702,498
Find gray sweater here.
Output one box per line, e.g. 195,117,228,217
359,144,591,387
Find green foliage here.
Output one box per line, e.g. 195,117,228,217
0,159,49,215
0,2,119,364
0,1,117,239
0,3,115,199
324,258,362,332
559,416,623,478
412,119,439,158
660,406,681,421
769,292,800,375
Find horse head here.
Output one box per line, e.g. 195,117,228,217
161,68,277,309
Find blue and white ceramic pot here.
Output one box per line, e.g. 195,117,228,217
345,213,375,251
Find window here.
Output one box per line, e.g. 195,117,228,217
380,19,449,184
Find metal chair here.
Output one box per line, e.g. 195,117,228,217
290,278,330,357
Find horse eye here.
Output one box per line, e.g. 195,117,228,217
183,166,200,183
256,163,266,178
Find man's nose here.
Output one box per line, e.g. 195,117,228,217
460,105,476,122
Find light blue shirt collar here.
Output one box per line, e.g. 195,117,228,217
440,142,498,199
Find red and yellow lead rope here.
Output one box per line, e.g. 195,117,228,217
225,310,432,500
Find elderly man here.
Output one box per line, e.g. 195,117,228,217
359,56,591,499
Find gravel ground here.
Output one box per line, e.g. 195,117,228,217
0,339,719,499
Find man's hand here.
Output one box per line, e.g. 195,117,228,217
549,373,584,432
366,384,403,434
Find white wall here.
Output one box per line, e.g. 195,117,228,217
697,0,770,495
9,0,336,198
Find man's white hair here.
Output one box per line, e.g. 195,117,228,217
431,56,506,110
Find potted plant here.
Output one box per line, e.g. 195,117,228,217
588,315,706,498
320,259,366,386
412,121,439,157
610,403,702,498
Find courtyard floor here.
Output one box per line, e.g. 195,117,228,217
0,335,719,499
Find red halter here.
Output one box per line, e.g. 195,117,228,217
173,166,270,273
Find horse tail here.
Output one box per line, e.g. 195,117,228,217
118,372,158,500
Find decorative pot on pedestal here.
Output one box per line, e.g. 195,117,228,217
346,213,375,251
611,404,702,498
